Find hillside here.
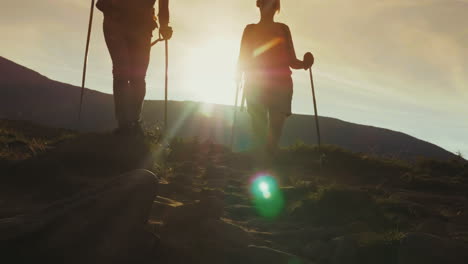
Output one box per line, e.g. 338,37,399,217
1,120,468,263
0,56,458,161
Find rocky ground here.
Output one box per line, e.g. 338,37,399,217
1,120,468,263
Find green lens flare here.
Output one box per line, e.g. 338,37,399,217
250,174,284,219
259,181,271,198
259,182,269,192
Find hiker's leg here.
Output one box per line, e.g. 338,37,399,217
266,78,293,155
127,31,152,124
247,100,268,151
103,17,131,128
112,79,130,128
267,110,288,155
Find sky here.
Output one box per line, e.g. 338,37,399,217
1,0,467,156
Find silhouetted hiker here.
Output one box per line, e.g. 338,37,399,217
96,0,173,134
237,0,313,161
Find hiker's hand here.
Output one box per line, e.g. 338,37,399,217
160,26,173,40
303,52,314,70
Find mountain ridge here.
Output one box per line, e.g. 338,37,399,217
0,56,458,161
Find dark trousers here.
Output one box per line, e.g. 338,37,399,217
245,77,293,153
103,17,152,128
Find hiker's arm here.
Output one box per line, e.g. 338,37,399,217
158,0,172,39
284,25,304,70
236,26,250,81
158,0,170,28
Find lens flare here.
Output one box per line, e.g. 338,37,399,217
250,174,284,219
259,182,269,192
259,181,272,199
253,37,284,57
199,103,214,117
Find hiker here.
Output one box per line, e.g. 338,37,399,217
96,0,173,134
237,0,314,159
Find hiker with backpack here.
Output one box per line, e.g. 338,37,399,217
237,0,314,162
96,0,173,134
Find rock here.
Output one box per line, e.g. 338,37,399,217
206,178,228,188
205,165,230,179
227,178,244,187
302,240,334,262
199,189,225,218
399,233,446,264
246,245,312,264
200,188,225,200
160,217,254,260
331,236,358,264
175,161,199,175
307,227,346,241
161,199,222,225
171,173,193,185
225,192,249,205
452,210,468,225
416,218,448,237
346,221,370,233
200,218,253,248
281,186,306,200
150,196,184,218
289,199,316,219
398,232,468,264
266,227,344,242
155,181,173,197
226,204,256,220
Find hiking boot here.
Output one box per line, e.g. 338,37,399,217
112,125,131,136
112,122,144,137
128,121,145,137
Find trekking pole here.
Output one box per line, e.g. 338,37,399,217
164,39,169,136
78,0,95,123
152,33,169,134
309,67,323,166
158,38,169,178
230,80,242,151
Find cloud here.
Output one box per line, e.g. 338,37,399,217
284,0,468,111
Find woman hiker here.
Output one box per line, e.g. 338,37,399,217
237,0,314,163
96,0,173,134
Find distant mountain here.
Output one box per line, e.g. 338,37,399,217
0,56,458,161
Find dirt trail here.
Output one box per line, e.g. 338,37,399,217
147,141,468,264
1,126,467,263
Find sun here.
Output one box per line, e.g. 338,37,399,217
180,37,239,106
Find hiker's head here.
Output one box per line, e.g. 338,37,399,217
257,0,281,16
